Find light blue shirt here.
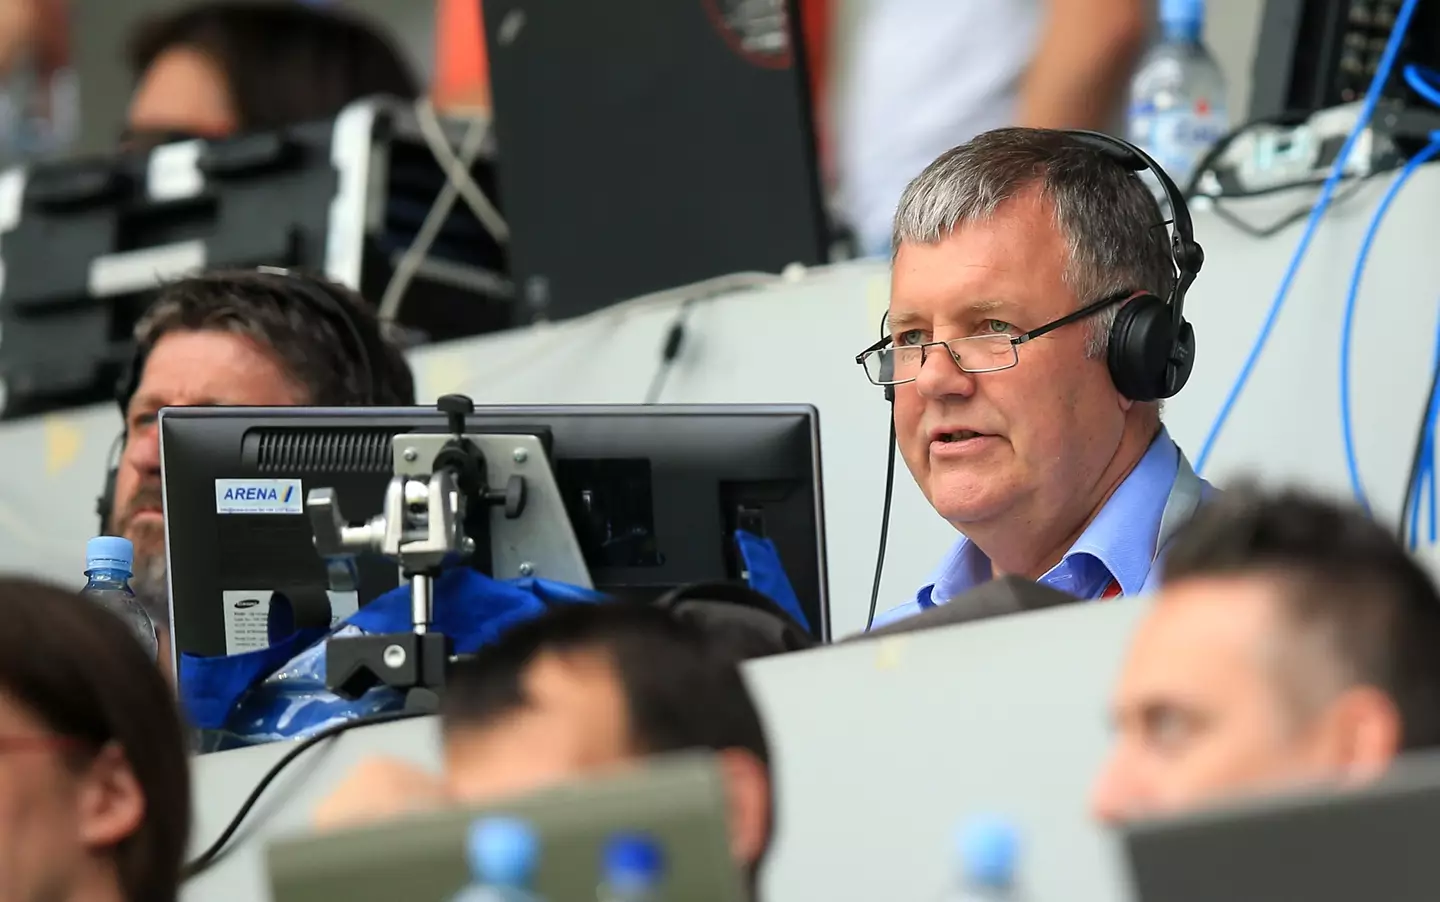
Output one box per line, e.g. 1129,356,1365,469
872,429,1209,629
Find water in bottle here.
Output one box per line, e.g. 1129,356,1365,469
597,833,665,902
945,816,1021,901
81,536,159,663
1126,0,1229,195
451,817,544,902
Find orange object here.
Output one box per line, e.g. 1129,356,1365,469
797,0,833,185
434,0,490,113
798,0,829,113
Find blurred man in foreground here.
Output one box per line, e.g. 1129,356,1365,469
1091,488,1440,823
104,269,414,666
0,577,191,902
315,602,776,889
125,0,418,147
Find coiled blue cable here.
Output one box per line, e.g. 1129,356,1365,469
1339,136,1440,511
1193,0,1422,475
1405,64,1440,109
1407,314,1440,550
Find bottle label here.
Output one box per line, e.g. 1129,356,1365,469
1128,104,1228,188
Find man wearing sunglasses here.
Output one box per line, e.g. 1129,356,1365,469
860,127,1213,628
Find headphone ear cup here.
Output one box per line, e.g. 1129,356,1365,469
1107,293,1178,403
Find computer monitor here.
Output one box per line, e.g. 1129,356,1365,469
1124,751,1440,902
268,751,745,902
481,0,830,323
160,404,828,660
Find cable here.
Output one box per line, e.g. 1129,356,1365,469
377,106,492,323
1406,64,1440,110
1401,308,1440,547
1193,0,1422,475
643,299,698,404
1206,175,1374,239
1339,136,1440,510
413,100,510,244
864,417,897,633
183,709,428,879
1183,109,1315,201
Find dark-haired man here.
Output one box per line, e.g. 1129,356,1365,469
125,0,418,148
0,577,191,902
315,602,775,886
1091,488,1440,823
104,269,415,665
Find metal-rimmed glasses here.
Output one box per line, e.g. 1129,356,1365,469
854,291,1131,386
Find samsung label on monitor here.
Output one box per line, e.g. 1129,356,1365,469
214,479,304,515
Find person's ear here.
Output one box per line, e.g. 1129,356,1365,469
716,748,771,871
76,742,146,851
1323,686,1402,785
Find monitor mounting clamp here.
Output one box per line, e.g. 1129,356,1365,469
305,394,582,712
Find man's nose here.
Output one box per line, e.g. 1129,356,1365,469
126,427,162,475
914,342,977,400
1089,750,1140,826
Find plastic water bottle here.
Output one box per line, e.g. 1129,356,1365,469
945,816,1021,901
0,55,78,166
451,817,545,902
597,833,665,902
1126,0,1229,194
81,537,159,663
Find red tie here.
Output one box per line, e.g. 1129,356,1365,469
1100,579,1123,600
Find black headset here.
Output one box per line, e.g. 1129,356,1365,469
880,129,1203,405
1067,129,1202,403
95,268,386,533
653,581,820,655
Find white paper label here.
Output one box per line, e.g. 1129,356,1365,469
221,588,361,655
215,478,304,514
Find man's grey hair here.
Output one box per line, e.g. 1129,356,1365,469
891,128,1176,358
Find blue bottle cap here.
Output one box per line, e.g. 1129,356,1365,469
602,832,665,890
958,815,1020,889
466,817,540,887
1159,0,1204,26
85,536,134,575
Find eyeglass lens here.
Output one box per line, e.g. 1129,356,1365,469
864,334,1017,384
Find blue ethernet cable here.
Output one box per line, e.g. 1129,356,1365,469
1339,136,1440,511
1193,0,1423,474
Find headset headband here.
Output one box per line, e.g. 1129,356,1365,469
115,268,382,416
1062,130,1205,325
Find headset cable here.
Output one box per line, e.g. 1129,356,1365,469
864,416,898,632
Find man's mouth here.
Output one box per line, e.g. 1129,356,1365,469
935,430,987,443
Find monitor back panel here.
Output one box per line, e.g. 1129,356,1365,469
1125,763,1440,902
481,0,828,322
268,752,745,902
160,404,828,658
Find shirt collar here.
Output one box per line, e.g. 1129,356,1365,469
928,428,1181,604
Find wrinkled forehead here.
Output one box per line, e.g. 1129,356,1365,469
889,197,1077,329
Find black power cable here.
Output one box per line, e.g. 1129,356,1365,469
1206,174,1374,240
1399,362,1440,542
864,417,898,633
643,299,697,405
184,708,429,880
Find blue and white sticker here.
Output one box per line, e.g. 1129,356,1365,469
215,478,304,515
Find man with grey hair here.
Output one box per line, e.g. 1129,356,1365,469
860,127,1212,627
